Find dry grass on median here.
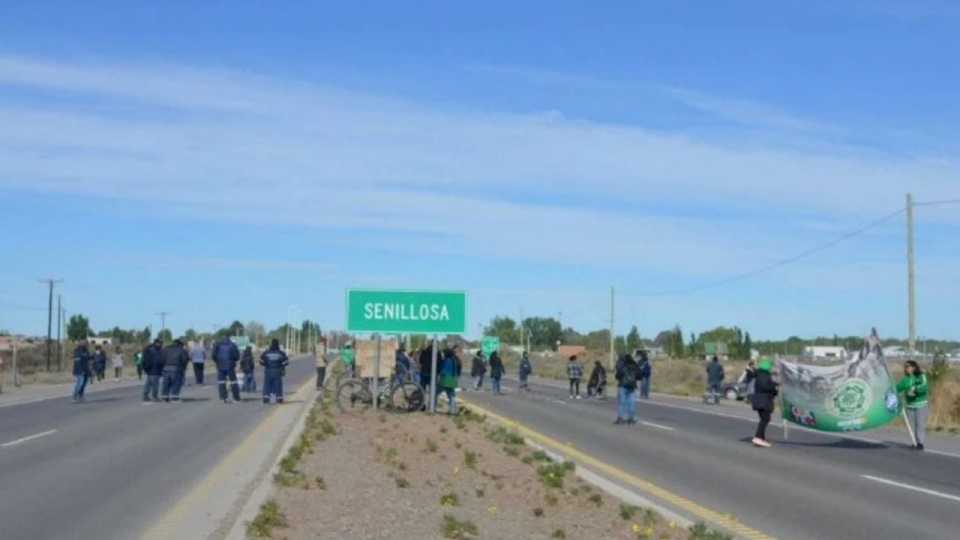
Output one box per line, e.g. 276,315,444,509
249,398,731,540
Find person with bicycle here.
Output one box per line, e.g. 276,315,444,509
395,344,412,385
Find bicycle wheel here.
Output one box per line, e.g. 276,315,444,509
390,381,425,413
336,379,372,414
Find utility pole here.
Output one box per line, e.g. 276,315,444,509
609,286,616,371
38,278,63,371
905,193,917,354
56,294,63,371
156,312,170,333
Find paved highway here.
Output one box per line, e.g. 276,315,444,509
0,357,314,540
465,377,960,540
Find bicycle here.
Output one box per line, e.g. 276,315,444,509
336,370,424,414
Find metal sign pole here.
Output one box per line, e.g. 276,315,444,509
373,334,381,410
430,335,438,413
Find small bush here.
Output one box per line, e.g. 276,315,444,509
588,493,603,506
531,450,552,462
396,477,410,488
440,492,460,507
315,476,326,490
486,426,524,445
537,462,572,489
247,500,288,538
442,514,478,539
503,445,520,457
464,450,479,470
533,507,544,517
551,529,566,539
688,522,733,540
425,439,439,453
620,503,639,520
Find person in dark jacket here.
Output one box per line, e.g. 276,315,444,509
587,361,607,399
705,356,725,404
489,352,504,395
241,346,256,392
160,339,190,402
92,345,107,382
260,339,289,404
141,339,164,402
751,359,778,447
436,347,461,415
72,341,92,402
740,361,757,403
518,352,532,391
615,354,639,424
637,350,652,399
418,341,436,394
395,345,412,385
470,351,487,390
212,337,241,403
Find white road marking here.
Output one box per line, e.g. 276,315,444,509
641,421,675,431
1,429,58,448
861,475,960,503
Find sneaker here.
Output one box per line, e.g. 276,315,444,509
614,418,624,425
627,418,637,425
917,444,925,451
752,438,772,448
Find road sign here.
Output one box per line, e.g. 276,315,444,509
346,289,467,334
230,336,251,350
481,336,500,356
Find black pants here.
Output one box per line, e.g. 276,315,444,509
755,409,771,439
569,379,580,396
136,365,143,380
316,367,326,389
193,363,205,385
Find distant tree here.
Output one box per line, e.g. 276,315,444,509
138,326,152,344
246,321,266,343
67,314,92,341
228,320,245,336
157,328,173,343
521,317,563,350
743,332,753,360
626,326,641,353
485,317,520,344
184,328,198,342
614,335,628,356
583,329,611,351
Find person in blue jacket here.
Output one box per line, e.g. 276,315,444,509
260,339,289,404
72,341,92,402
637,350,652,399
212,336,241,403
141,338,164,402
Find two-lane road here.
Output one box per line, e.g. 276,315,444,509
464,378,960,540
0,357,315,540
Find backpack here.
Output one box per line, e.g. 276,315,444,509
621,361,638,389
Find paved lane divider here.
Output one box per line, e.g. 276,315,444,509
462,399,776,540
861,475,960,504
1,429,57,448
641,421,675,431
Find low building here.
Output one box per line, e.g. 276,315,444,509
87,337,113,347
804,346,847,360
558,345,587,358
703,342,729,361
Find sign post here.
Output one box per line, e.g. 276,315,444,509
481,336,500,357
346,289,467,413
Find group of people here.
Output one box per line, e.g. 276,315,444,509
72,337,289,405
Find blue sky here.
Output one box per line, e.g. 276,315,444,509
1,1,958,340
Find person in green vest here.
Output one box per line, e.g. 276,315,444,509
341,343,356,378
134,351,144,380
896,360,930,451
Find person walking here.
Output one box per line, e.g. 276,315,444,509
92,345,107,383
72,341,92,402
141,338,163,402
751,359,778,447
638,350,652,399
615,353,639,424
111,348,124,381
489,351,504,395
518,351,532,391
134,350,144,381
897,360,930,451
470,350,487,391
160,339,189,402
437,347,461,415
587,360,607,399
567,355,584,399
241,346,256,393
212,336,241,403
190,341,207,385
260,339,289,404
705,356,725,404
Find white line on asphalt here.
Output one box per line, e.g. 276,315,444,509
862,475,960,503
1,429,58,448
641,421,675,431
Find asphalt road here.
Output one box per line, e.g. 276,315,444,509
465,378,960,540
0,357,315,540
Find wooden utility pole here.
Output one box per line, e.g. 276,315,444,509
609,286,616,371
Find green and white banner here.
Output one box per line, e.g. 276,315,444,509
780,333,900,432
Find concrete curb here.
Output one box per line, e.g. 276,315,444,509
223,383,318,540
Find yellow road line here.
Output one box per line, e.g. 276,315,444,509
462,399,776,540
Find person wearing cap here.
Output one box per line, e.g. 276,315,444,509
141,338,164,402
751,358,779,448
160,339,190,402
260,339,289,404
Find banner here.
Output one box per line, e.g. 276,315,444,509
780,331,900,432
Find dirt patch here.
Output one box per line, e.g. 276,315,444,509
253,399,725,540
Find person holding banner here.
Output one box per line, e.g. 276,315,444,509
896,360,929,451
751,359,779,448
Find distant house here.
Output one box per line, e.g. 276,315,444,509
804,346,847,360
882,346,909,359
558,345,587,358
703,342,729,361
87,337,113,347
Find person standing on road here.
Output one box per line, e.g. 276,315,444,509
471,350,487,391
160,339,189,402
141,339,164,402
567,355,584,399
92,345,107,383
134,350,144,380
212,336,241,403
587,360,607,399
518,351,532,391
190,341,207,385
897,360,930,451
72,341,92,402
706,356,725,404
437,346,461,415
111,348,124,381
739,361,757,404
751,359,778,447
241,346,256,392
260,339,289,404
638,350,652,399
615,354,639,425
489,351,504,395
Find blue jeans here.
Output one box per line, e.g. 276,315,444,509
491,376,501,394
143,374,160,401
73,374,88,400
618,386,637,421
474,374,485,389
242,371,256,392
640,377,650,399
162,369,181,400
438,387,457,415
263,371,284,402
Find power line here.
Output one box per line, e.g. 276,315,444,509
913,198,960,208
633,208,906,297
